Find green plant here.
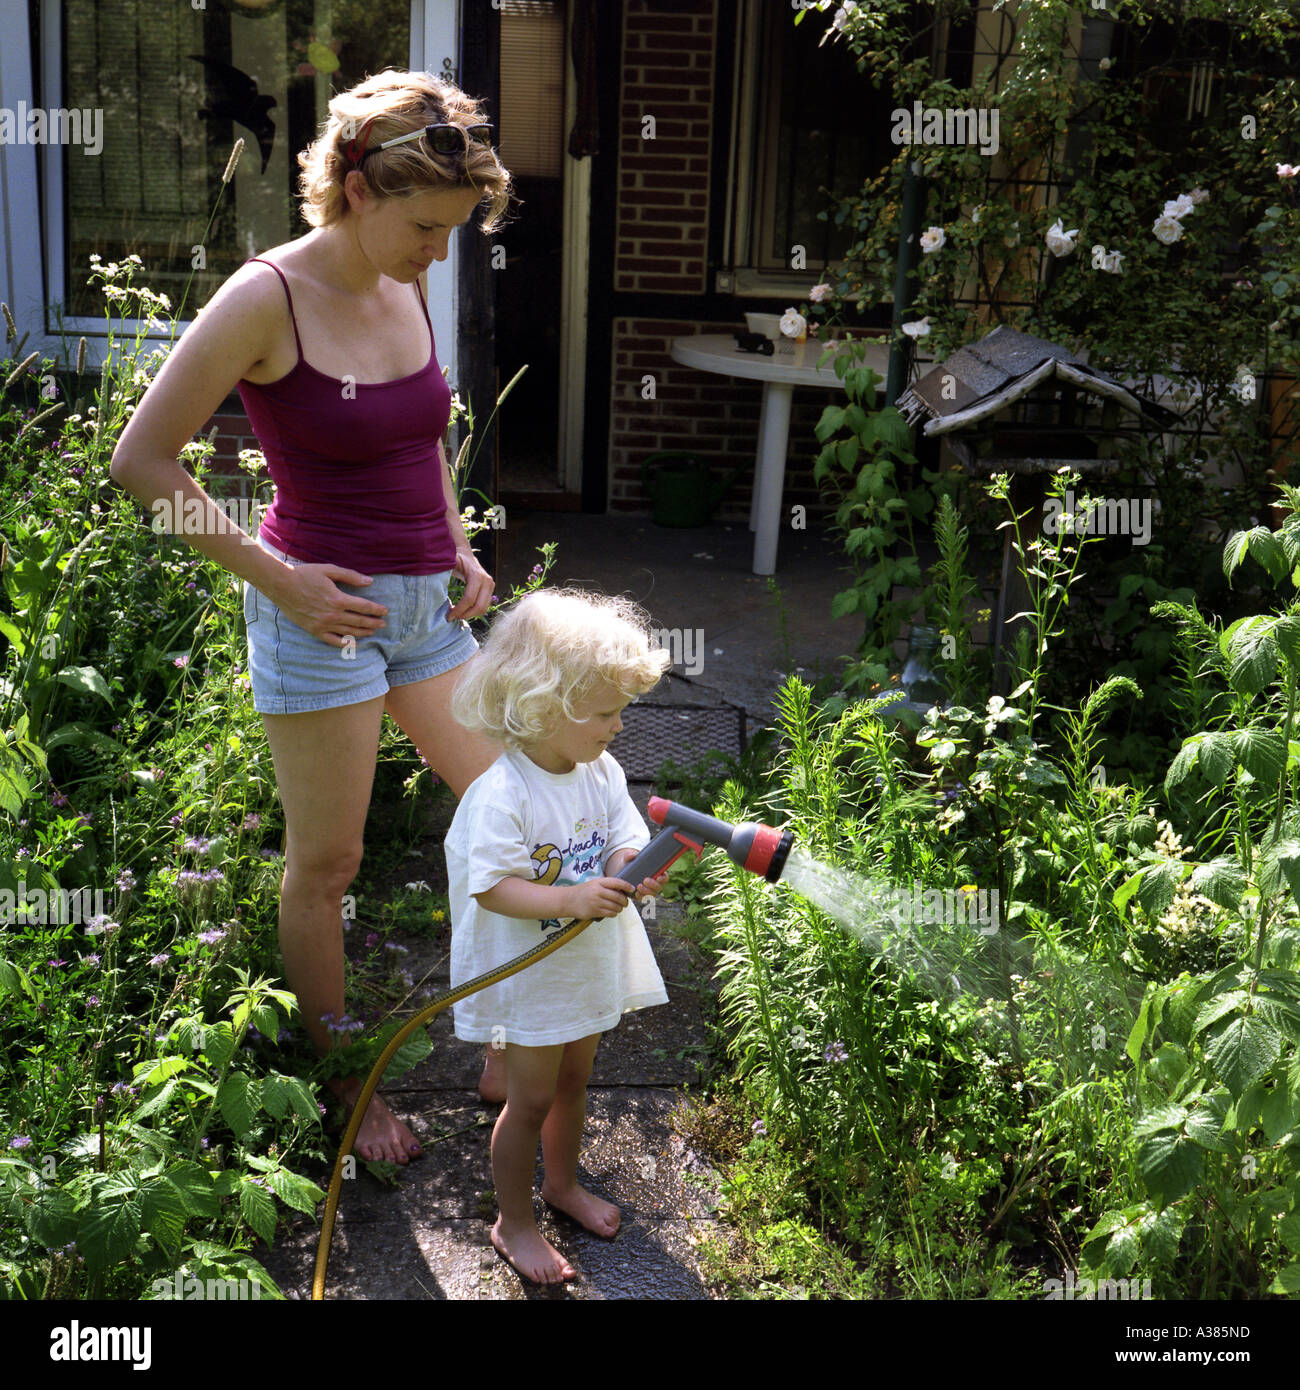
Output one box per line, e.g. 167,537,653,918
924,491,987,708
810,346,937,695
1085,491,1300,1296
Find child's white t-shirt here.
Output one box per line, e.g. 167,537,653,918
445,748,668,1046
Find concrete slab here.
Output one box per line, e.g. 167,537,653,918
260,1089,724,1301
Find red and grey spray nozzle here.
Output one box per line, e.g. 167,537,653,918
620,796,794,885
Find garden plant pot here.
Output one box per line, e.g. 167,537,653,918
641,450,745,527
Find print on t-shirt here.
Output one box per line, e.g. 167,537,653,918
530,813,611,933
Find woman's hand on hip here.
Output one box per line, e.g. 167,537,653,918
270,564,388,647
448,544,494,621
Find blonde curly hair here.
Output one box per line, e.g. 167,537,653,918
452,589,672,751
296,68,514,231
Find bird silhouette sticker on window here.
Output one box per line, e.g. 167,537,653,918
189,55,277,174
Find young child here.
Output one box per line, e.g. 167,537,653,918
445,587,673,1285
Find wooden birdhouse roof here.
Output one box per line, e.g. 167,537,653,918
895,324,1182,436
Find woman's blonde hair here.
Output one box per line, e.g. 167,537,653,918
296,68,513,231
452,589,672,751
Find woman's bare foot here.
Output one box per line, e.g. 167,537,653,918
491,1217,578,1285
540,1180,621,1238
479,1045,507,1104
329,1079,423,1164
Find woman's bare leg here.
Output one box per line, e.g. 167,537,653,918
261,695,421,1163
383,666,507,1102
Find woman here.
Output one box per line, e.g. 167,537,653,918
110,70,513,1164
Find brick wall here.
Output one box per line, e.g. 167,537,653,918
615,2,712,295
608,319,831,524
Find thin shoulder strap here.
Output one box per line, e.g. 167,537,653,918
246,257,303,365
414,275,434,353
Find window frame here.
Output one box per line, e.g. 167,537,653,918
723,0,899,300
0,0,464,390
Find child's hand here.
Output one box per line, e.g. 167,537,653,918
606,850,669,902
567,876,638,920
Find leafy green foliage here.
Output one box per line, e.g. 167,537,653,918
0,249,540,1298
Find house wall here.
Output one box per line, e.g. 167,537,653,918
608,0,831,524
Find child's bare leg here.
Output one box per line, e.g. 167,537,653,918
479,1042,507,1103
490,1042,578,1284
540,1033,620,1237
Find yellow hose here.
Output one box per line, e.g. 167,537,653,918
311,913,600,1299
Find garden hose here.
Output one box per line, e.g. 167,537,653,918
310,800,793,1299
311,910,601,1300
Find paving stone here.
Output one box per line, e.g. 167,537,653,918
259,1088,724,1300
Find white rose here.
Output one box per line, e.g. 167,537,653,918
1162,194,1195,220
780,308,807,338
901,317,931,339
1098,56,1112,71
1045,219,1078,258
920,226,946,254
1152,214,1184,245
1277,164,1299,180
808,283,833,303
1188,187,1210,205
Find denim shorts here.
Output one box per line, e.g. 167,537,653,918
242,536,479,715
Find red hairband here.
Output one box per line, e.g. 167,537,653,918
344,118,377,168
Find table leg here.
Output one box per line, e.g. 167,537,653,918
750,385,771,532
753,382,793,575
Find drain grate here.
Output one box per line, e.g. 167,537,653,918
612,702,748,781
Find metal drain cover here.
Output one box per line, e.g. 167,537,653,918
612,702,747,781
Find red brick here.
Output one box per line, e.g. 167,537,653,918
626,240,700,258
625,17,710,38
622,102,710,121
626,273,703,291
637,171,708,188
622,85,702,103
627,256,705,272
618,190,688,207
620,149,710,167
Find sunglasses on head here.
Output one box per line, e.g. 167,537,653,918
355,122,495,164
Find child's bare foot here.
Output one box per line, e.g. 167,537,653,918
330,1081,423,1164
491,1217,578,1284
540,1180,621,1238
479,1045,507,1104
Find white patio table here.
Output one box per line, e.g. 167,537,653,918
669,333,922,574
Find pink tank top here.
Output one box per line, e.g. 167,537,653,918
236,257,457,575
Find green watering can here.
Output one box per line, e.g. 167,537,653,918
641,451,748,527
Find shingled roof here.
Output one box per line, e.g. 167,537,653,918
895,324,1182,436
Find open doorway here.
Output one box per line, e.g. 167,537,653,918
495,0,579,508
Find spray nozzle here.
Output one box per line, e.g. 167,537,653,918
613,797,794,888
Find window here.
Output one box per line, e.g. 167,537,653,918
727,0,899,297
48,0,412,323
